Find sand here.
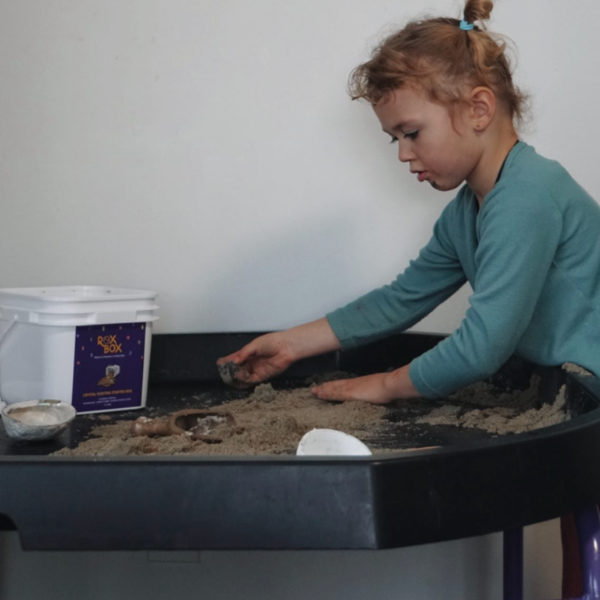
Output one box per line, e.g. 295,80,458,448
54,381,387,457
416,376,568,435
52,368,573,458
562,362,593,376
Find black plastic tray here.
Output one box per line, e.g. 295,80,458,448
1,332,600,551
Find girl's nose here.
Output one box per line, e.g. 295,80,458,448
398,143,415,163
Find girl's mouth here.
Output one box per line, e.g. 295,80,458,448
417,171,429,182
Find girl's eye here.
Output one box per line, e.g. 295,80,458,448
389,136,398,144
403,131,419,140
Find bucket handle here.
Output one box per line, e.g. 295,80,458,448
0,318,15,409
0,318,16,347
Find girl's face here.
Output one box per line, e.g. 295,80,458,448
373,86,482,192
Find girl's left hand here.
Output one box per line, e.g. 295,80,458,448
311,366,421,404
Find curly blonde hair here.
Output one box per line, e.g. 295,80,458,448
348,0,528,126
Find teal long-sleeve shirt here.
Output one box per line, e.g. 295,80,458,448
326,141,600,398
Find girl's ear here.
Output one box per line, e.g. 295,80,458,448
468,87,496,131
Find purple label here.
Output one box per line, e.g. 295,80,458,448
72,323,147,412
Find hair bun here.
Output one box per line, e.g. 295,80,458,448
463,0,494,26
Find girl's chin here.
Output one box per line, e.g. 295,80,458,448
430,179,464,192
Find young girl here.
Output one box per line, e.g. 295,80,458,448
218,0,600,410
219,2,599,593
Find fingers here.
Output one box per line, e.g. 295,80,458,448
216,348,251,366
217,336,267,366
217,345,268,388
216,334,286,388
311,375,394,405
311,380,354,402
217,360,255,388
227,364,262,388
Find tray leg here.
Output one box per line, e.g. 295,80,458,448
502,527,523,600
574,505,600,600
504,527,524,600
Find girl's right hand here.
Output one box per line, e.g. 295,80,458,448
216,318,341,389
216,332,295,389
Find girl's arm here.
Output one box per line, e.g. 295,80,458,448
327,200,467,351
308,203,467,404
219,200,466,397
410,186,563,397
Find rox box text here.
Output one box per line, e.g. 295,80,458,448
97,335,123,354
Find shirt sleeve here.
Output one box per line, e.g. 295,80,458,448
409,187,563,398
326,201,467,348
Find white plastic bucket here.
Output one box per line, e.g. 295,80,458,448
0,286,158,414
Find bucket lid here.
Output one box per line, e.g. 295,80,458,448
0,286,157,303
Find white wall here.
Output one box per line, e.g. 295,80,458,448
0,0,596,597
4,0,599,335
0,521,561,600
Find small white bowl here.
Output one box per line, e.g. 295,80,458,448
296,428,372,456
1,400,76,442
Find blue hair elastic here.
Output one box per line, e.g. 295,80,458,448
459,19,474,30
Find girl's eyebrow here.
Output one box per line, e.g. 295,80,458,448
384,120,418,134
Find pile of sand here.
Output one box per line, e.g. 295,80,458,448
53,383,387,457
416,376,568,435
52,366,575,457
